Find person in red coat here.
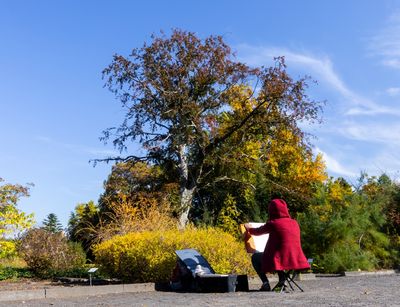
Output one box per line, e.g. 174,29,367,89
244,199,310,291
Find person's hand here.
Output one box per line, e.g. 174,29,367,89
242,223,251,240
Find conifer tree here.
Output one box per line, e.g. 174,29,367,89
42,213,63,233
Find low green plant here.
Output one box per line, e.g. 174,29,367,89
318,247,375,273
93,227,252,282
0,266,33,281
48,266,92,278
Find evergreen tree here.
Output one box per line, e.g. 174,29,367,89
42,213,63,233
298,175,396,273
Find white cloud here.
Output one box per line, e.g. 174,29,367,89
369,11,400,69
315,147,357,177
237,45,400,116
238,45,351,96
383,59,400,69
34,135,52,143
345,105,400,116
85,148,120,157
339,122,400,145
373,151,400,173
386,87,400,96
237,44,400,181
34,135,119,157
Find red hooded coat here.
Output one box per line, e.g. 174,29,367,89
248,199,310,272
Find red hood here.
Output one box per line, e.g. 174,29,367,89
268,199,291,220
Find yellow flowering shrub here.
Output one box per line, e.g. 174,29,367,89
93,227,252,282
0,240,17,259
216,194,241,237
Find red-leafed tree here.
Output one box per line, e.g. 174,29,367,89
97,29,322,227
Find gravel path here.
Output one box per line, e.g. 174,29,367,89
1,274,399,306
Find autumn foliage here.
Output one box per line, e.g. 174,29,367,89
0,178,34,260
91,194,177,244
93,227,252,282
1,30,399,281
19,228,86,277
79,30,400,275
98,29,323,227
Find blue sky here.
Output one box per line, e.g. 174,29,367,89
1,0,400,228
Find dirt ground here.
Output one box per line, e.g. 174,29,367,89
0,278,83,291
0,274,399,306
0,279,51,291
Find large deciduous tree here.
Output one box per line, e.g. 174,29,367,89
0,178,34,238
0,178,35,258
98,29,322,227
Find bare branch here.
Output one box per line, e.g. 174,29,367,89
90,155,149,166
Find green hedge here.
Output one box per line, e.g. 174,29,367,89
93,227,252,282
0,267,33,281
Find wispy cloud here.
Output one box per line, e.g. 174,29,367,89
315,147,357,177
34,135,119,157
339,121,400,145
237,45,400,116
238,44,400,180
238,45,351,96
386,87,400,96
373,151,400,175
35,135,52,143
369,11,400,69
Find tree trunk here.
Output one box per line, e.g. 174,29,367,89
177,144,197,228
178,186,195,228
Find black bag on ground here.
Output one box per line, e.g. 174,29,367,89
171,249,249,293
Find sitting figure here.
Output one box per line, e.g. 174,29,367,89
244,198,310,291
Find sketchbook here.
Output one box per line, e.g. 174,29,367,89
239,223,269,253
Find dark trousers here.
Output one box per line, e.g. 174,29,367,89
251,252,285,284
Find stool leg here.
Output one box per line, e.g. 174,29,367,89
287,271,304,292
272,271,305,292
